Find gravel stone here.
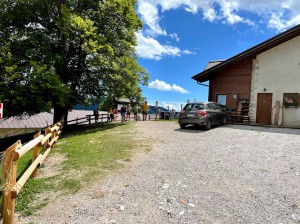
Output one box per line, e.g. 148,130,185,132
20,122,300,224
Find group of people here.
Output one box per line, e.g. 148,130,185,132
108,107,119,122
120,103,131,122
108,101,150,122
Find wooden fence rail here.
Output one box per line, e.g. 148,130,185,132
66,114,109,125
1,121,63,224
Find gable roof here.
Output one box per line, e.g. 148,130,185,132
204,60,224,70
192,24,300,83
0,110,99,129
115,98,130,103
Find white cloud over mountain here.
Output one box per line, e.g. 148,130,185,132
136,0,300,60
148,79,189,94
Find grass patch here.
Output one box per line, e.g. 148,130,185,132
15,177,54,216
12,122,141,216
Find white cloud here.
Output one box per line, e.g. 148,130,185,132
136,0,300,60
267,10,300,32
267,11,287,31
203,8,217,22
160,102,182,111
170,33,180,42
147,100,186,111
136,32,193,60
136,32,180,60
137,0,300,35
137,1,166,36
148,79,189,94
182,50,195,55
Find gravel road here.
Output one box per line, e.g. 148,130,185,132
22,122,300,224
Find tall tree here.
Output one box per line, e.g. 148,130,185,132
0,0,148,123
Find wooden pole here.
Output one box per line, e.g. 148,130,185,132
13,135,44,161
12,155,43,197
274,101,280,125
1,123,63,223
43,127,51,157
31,132,41,178
2,141,21,224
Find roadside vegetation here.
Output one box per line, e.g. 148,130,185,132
13,122,147,216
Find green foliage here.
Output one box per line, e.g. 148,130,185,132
0,0,149,119
100,95,114,111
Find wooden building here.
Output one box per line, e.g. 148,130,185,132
193,24,300,126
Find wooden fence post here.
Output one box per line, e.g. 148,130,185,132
31,131,42,178
1,122,63,223
44,127,51,150
2,141,21,224
87,115,91,125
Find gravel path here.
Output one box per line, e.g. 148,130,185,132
22,122,300,224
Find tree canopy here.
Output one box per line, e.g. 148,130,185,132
0,0,148,123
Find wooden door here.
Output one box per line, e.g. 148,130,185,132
256,93,272,124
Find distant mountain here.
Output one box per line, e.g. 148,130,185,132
74,104,99,111
148,105,168,114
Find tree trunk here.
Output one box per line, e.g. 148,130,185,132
53,104,69,125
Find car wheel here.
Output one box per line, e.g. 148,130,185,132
222,116,227,125
180,123,187,129
205,119,212,130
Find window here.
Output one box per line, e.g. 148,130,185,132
214,103,223,110
210,103,222,110
283,93,298,107
206,104,213,110
217,94,226,107
183,103,204,111
210,103,217,110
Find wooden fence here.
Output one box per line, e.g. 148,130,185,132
67,114,109,125
1,121,63,224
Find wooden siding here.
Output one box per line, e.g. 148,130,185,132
209,57,252,107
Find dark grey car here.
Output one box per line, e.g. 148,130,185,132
178,102,227,130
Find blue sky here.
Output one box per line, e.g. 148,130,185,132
134,0,300,111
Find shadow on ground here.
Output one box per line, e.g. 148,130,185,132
226,124,300,135
173,123,300,135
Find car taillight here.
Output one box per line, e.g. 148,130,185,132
196,110,206,116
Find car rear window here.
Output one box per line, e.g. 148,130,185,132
183,103,204,111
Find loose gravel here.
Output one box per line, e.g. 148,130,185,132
21,122,300,224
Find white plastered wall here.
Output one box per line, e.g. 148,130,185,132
250,35,300,126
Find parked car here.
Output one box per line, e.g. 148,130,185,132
178,102,227,130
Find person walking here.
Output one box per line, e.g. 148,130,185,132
108,107,113,122
93,110,99,123
126,103,131,121
120,104,127,122
133,105,139,121
141,101,149,121
113,107,118,122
